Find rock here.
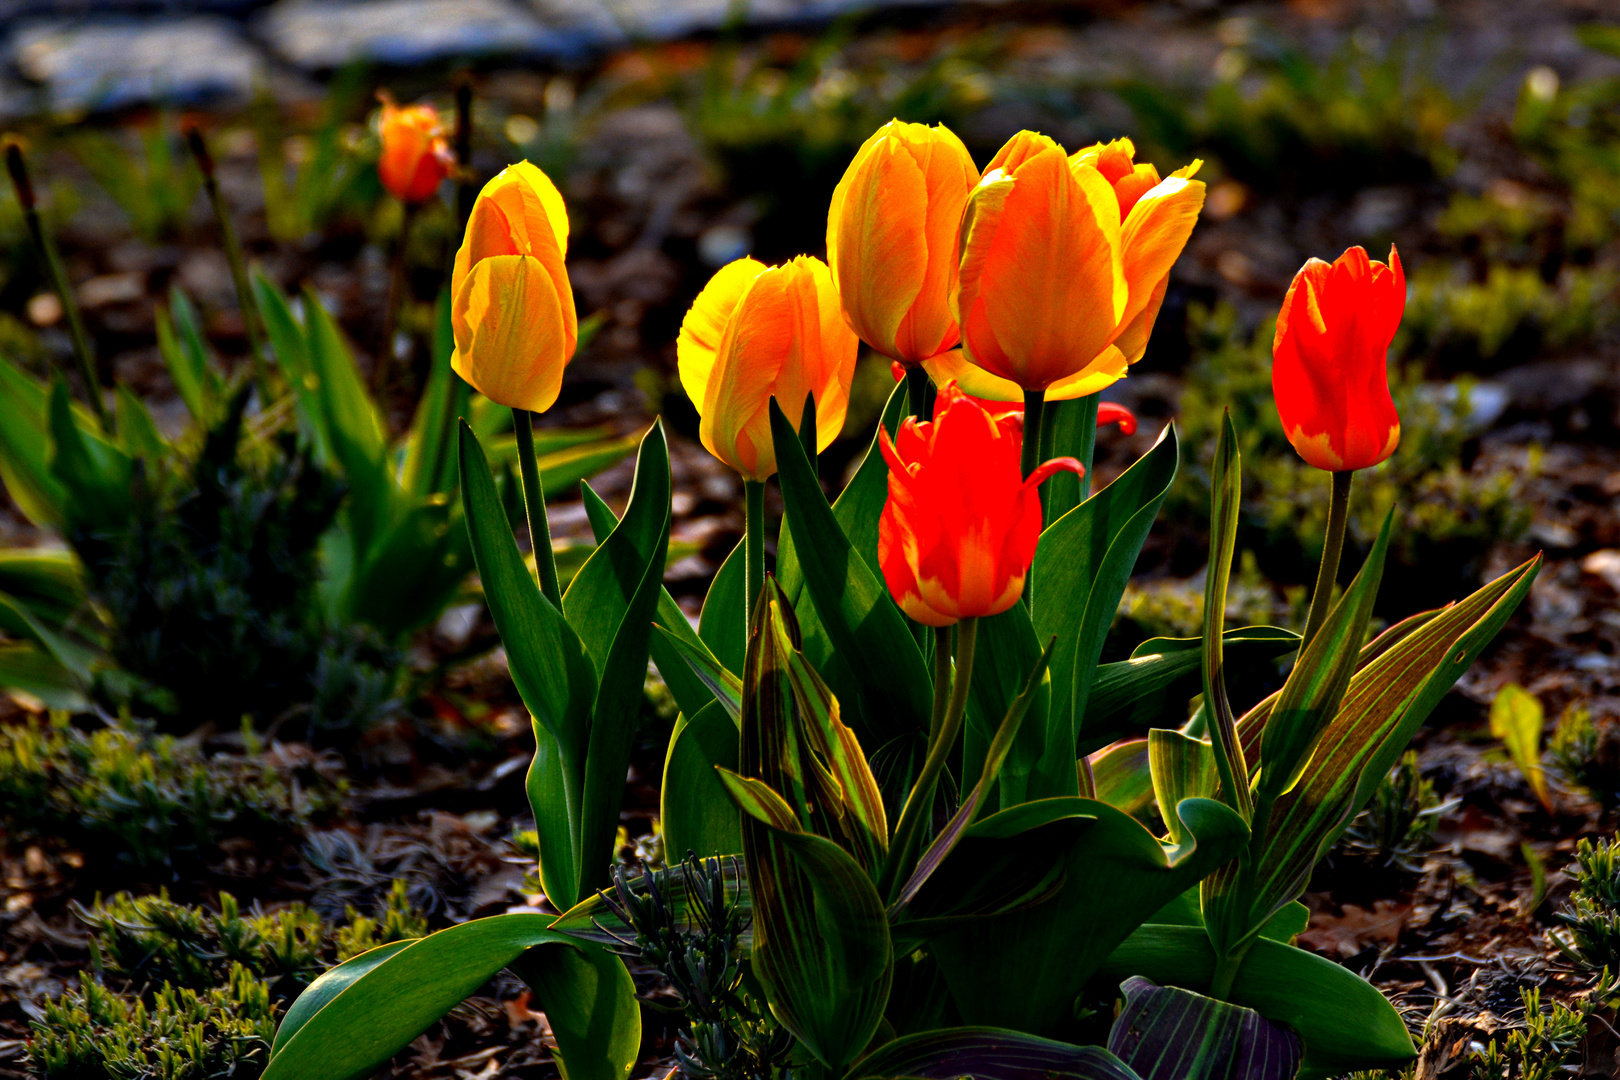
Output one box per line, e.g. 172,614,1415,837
258,0,579,69
8,17,264,113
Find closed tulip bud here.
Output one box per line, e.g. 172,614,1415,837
943,133,1204,400
878,385,1081,626
450,162,576,414
377,96,452,205
1272,245,1404,472
827,120,979,366
678,256,857,481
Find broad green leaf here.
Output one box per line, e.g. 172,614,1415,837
1257,510,1393,801
1095,925,1414,1078
156,288,224,429
0,356,66,526
48,380,133,533
265,915,638,1080
1039,393,1099,525
662,701,743,860
1108,977,1302,1080
0,641,89,710
849,1027,1140,1080
113,385,168,462
1031,424,1178,799
401,291,469,498
1199,412,1247,820
1490,683,1550,811
907,795,1247,1036
654,624,742,722
0,548,86,626
1149,731,1217,846
768,398,931,749
344,494,472,639
458,422,595,907
1091,738,1155,818
700,538,748,674
965,600,1050,809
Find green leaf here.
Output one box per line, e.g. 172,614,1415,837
849,1027,1140,1080
156,288,223,429
1108,977,1302,1080
458,422,595,907
654,624,742,722
700,539,748,675
265,915,638,1080
0,356,66,526
114,385,168,462
1039,394,1099,525
1092,738,1155,819
548,856,751,948
48,380,132,533
1031,424,1178,796
906,795,1247,1036
662,701,744,860
1096,925,1413,1078
1199,411,1247,820
965,600,1050,808
768,398,932,750
1490,683,1550,811
0,642,90,710
1257,510,1393,801
401,291,469,498
1149,731,1217,846
344,494,473,639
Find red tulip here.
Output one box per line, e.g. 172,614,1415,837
878,386,1081,626
1272,246,1404,472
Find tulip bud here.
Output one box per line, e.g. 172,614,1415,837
677,255,858,482
827,120,979,366
944,133,1204,401
877,385,1081,626
450,161,576,414
377,96,453,205
1272,246,1404,472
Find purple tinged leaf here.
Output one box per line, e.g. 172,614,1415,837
849,1027,1142,1080
1109,978,1302,1080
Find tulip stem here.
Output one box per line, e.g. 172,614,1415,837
744,479,766,630
885,617,977,901
929,625,952,744
904,364,934,420
1301,470,1354,649
185,124,270,405
1020,390,1045,480
375,201,417,398
5,140,111,435
513,408,563,609
1074,392,1100,503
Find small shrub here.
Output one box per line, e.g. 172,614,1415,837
0,715,338,871
1548,702,1620,808
1398,263,1618,370
27,884,426,1080
1337,751,1442,871
1554,834,1620,974
1468,987,1590,1080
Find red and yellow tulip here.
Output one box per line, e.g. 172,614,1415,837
939,134,1204,401
827,120,980,366
878,385,1081,626
678,256,858,481
450,162,576,414
1272,245,1405,472
377,96,453,206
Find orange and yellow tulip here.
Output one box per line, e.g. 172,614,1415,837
678,256,857,481
377,96,453,205
878,385,1081,626
1272,245,1405,472
942,134,1204,401
450,162,576,414
827,120,979,366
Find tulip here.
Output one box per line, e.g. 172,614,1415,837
1272,245,1405,473
877,385,1081,627
827,120,979,367
945,133,1205,399
450,161,576,415
377,96,453,206
677,255,857,483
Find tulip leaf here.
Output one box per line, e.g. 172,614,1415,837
1040,394,1099,524
848,1027,1141,1080
566,424,673,907
1239,554,1541,940
114,385,168,462
964,600,1051,809
458,422,595,907
1257,510,1393,802
662,700,743,860
767,397,932,751
1091,738,1155,819
1149,731,1219,846
906,794,1247,1036
653,624,743,722
265,914,639,1080
1490,682,1551,811
1095,925,1414,1078
400,292,468,498
1086,627,1299,756
1031,424,1178,798
155,288,224,431
548,855,752,948
48,379,133,533
700,538,748,674
0,356,68,527
1108,977,1303,1080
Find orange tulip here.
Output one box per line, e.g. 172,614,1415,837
827,120,979,366
1272,246,1404,472
878,385,1081,626
377,96,452,205
450,162,576,414
678,256,858,481
945,133,1204,399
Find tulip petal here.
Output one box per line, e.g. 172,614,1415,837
451,254,570,414
828,132,928,357
922,346,1129,403
678,257,766,416
1117,174,1206,334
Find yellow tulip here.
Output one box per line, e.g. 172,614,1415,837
450,161,576,413
827,120,979,366
946,133,1204,399
678,256,857,481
